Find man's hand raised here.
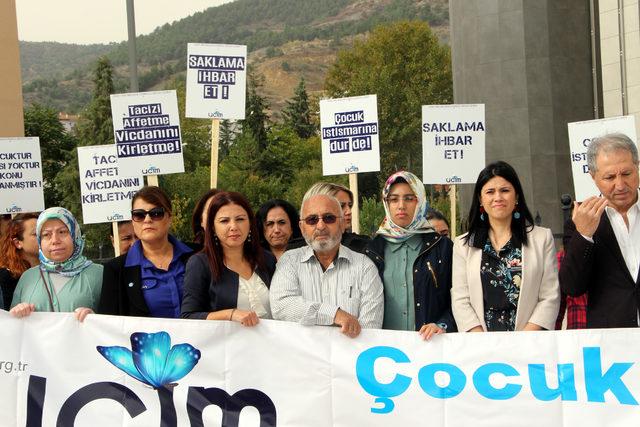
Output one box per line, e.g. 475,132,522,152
572,196,608,238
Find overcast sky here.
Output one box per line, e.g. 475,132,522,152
16,0,233,44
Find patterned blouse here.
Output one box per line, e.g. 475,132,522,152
480,237,522,331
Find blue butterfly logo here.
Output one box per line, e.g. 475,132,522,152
97,331,201,389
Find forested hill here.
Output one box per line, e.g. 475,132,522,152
20,0,449,114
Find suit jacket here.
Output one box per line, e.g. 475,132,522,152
451,226,560,332
559,214,640,328
180,251,276,320
99,251,193,317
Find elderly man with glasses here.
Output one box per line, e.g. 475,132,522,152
269,188,383,338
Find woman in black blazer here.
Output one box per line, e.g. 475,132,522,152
181,191,276,326
99,186,194,317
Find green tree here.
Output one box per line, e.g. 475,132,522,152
55,57,116,250
219,119,236,162
324,21,453,194
23,103,76,207
241,71,269,151
282,77,315,139
75,57,115,147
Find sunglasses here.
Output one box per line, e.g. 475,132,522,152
301,214,339,226
131,207,166,222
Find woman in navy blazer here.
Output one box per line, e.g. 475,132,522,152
181,191,276,326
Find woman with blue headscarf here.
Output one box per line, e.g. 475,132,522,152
10,208,102,321
365,171,456,338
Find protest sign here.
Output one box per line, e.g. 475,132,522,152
111,90,184,176
186,43,247,120
1,311,639,426
77,145,143,224
0,137,44,214
422,104,486,184
320,95,381,176
568,115,638,201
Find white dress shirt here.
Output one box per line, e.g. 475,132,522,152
605,190,640,283
269,245,384,328
606,190,640,325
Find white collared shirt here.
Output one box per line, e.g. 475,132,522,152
605,190,640,284
269,244,384,328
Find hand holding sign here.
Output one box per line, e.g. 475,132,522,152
572,196,608,238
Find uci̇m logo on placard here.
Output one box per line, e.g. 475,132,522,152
24,331,277,426
5,204,22,213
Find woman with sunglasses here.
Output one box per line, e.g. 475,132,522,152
451,161,559,332
10,208,102,321
99,186,193,317
0,213,40,310
181,191,276,326
365,171,456,339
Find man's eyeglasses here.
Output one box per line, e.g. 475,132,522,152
301,214,340,226
131,207,166,222
384,195,418,204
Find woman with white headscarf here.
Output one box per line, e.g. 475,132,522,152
10,208,102,321
365,171,456,338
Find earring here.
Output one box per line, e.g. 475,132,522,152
214,235,219,245
247,231,252,242
513,210,521,220
479,206,485,221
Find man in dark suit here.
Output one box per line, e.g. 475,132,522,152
560,133,640,328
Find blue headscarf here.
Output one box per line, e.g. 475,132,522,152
36,207,92,276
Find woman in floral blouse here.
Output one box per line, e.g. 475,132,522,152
451,161,560,332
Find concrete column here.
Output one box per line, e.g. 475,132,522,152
450,0,597,235
0,0,24,137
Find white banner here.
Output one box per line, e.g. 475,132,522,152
0,137,44,214
186,43,247,119
422,104,486,184
567,116,638,202
111,90,185,176
320,95,381,176
1,311,639,426
77,145,144,224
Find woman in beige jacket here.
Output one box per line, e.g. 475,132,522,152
452,161,560,332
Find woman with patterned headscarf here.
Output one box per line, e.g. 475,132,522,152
365,171,456,338
10,208,103,321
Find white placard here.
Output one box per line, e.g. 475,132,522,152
320,95,381,176
421,104,486,184
0,137,44,214
111,90,184,176
77,145,144,224
186,43,247,119
568,115,638,202
2,312,640,426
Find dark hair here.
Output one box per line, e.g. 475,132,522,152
255,199,302,250
465,161,534,246
0,212,40,278
131,186,172,214
191,189,221,245
203,191,266,281
109,220,133,237
427,209,450,228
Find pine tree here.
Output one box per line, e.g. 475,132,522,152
75,56,115,146
241,71,269,151
219,120,236,162
282,77,315,139
55,57,115,227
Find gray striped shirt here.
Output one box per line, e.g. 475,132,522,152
270,245,384,328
